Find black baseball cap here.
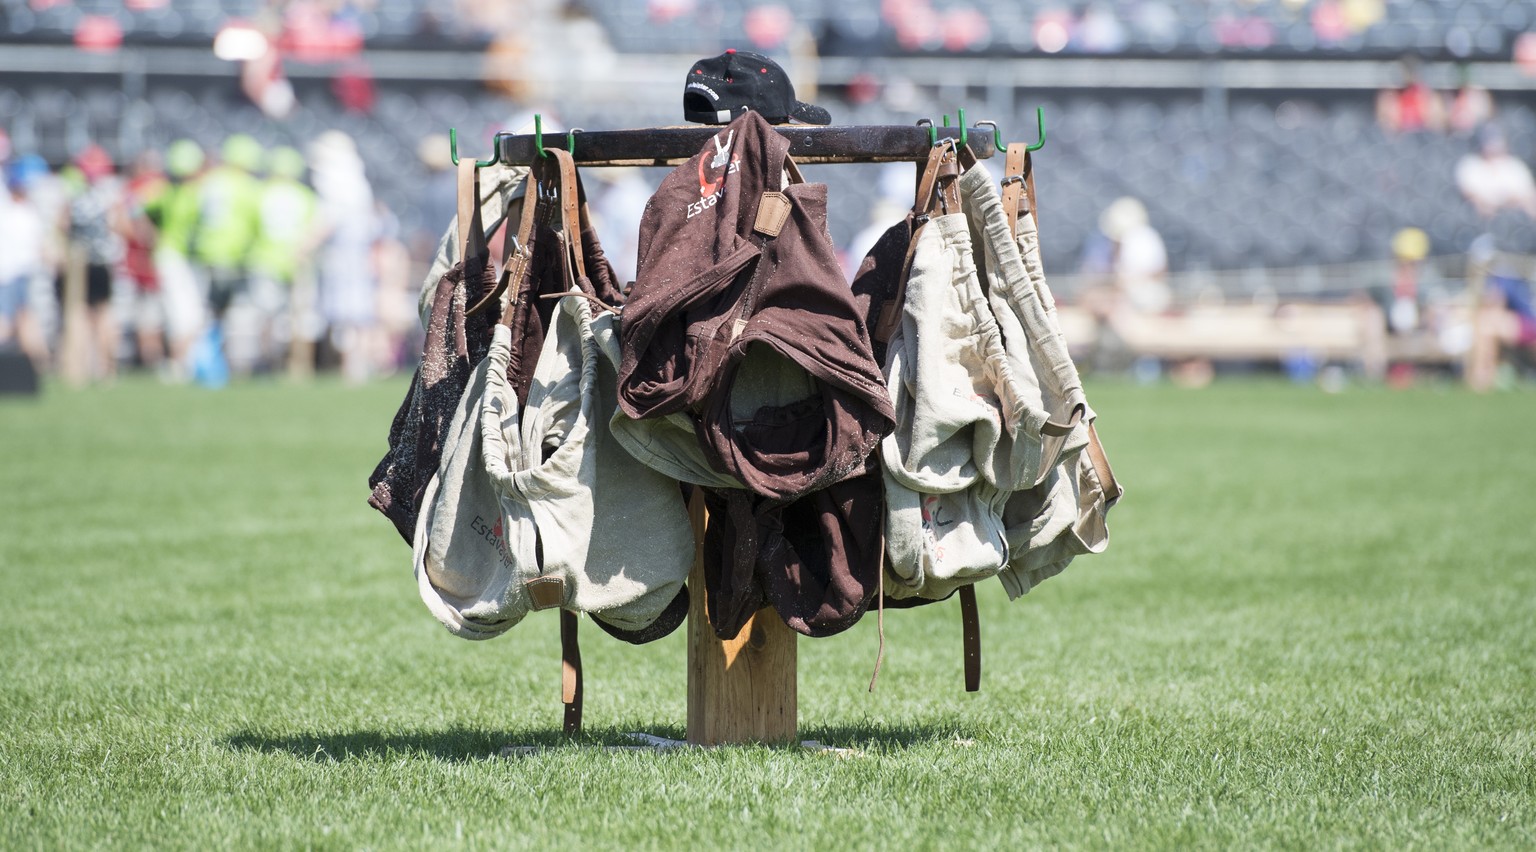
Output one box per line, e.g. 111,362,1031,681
683,49,832,126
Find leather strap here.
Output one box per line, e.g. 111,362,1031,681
1085,421,1123,508
1002,146,1028,239
873,144,956,344
456,158,477,262
1023,150,1039,235
560,609,583,737
468,171,539,318
913,140,955,221
959,585,980,693
1035,404,1086,485
547,148,587,284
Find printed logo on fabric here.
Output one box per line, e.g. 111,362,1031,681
469,514,517,573
689,129,739,218
920,495,954,563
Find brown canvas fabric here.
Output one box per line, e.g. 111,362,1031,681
700,460,884,639
368,170,502,543
618,111,893,500
617,112,894,639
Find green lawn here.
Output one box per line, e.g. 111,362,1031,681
2,377,1533,849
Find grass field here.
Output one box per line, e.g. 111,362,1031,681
2,376,1533,849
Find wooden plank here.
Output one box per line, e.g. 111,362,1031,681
498,124,994,167
685,490,797,746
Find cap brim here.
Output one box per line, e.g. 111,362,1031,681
789,101,832,125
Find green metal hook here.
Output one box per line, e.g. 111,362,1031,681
534,114,548,158
957,108,968,147
973,108,1046,154
448,127,499,168
1025,106,1046,152
567,128,581,155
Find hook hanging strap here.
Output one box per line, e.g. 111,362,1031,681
1001,145,1038,239
466,167,540,319
873,141,956,345
549,147,588,285
455,157,484,262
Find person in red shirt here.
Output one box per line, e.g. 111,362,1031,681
117,150,168,370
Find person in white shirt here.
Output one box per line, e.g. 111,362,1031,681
1455,126,1536,221
0,158,51,369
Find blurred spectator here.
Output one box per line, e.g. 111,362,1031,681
1377,57,1445,134
308,130,381,384
1384,227,1430,337
195,135,264,322
1447,66,1495,137
62,145,125,382
1078,3,1127,53
1467,268,1536,393
371,199,416,373
249,145,320,374
143,139,208,380
1378,227,1435,387
413,134,457,263
0,156,52,370
1101,196,1170,314
1455,126,1536,221
118,151,168,370
587,166,655,288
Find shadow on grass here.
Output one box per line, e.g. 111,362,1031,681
224,721,976,761
224,727,596,763
797,721,987,751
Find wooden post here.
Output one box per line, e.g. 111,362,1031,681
685,490,797,746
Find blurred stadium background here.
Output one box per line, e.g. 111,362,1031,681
2,0,1535,388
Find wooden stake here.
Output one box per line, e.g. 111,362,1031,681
684,490,797,746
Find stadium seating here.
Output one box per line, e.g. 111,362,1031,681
0,0,1531,59
2,77,1531,278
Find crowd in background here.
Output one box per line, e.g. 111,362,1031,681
0,129,420,386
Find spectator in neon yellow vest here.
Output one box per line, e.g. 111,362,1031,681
141,139,207,379
248,145,319,372
193,134,264,320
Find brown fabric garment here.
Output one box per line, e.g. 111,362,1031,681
699,461,883,639
618,112,893,502
367,214,499,544
848,215,914,367
618,112,894,638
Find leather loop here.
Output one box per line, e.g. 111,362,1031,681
456,158,477,262
959,585,981,693
1023,150,1039,235
1085,422,1123,508
560,610,583,737
1002,146,1027,238
1034,404,1087,486
548,148,587,284
873,143,956,345
913,140,954,220
468,171,539,319
783,155,806,186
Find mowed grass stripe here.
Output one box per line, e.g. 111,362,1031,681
1,378,1532,848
